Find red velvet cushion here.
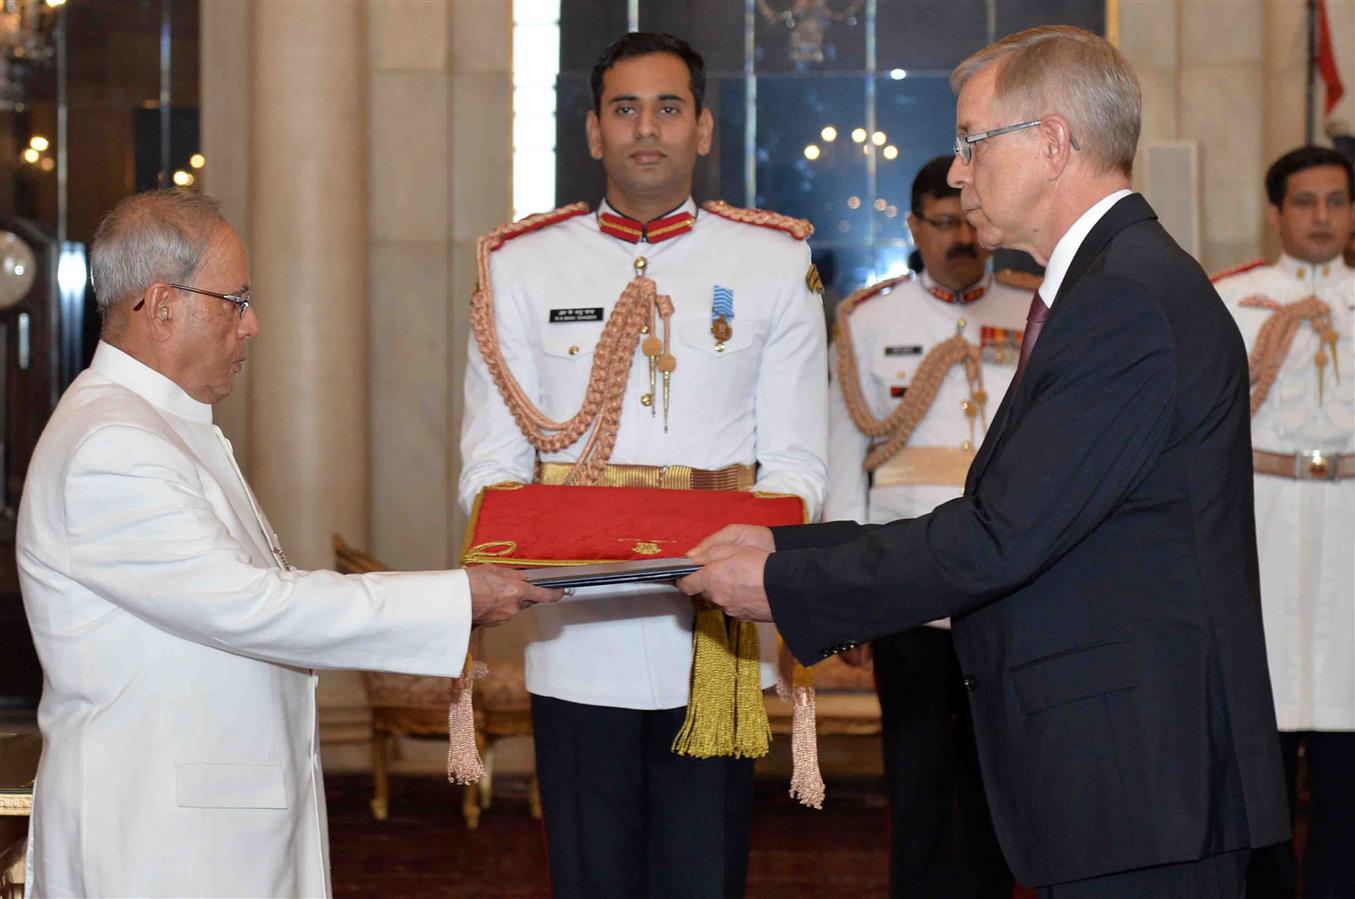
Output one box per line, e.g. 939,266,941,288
462,484,805,565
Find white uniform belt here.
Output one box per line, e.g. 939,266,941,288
1252,449,1355,482
872,447,977,488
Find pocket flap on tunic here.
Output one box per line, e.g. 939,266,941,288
175,762,288,809
1009,639,1140,715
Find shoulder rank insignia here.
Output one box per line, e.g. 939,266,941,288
1209,258,1266,283
806,264,824,295
478,202,590,256
994,268,1043,292
702,199,814,241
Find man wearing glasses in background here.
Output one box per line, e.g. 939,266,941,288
826,155,1027,898
16,188,559,897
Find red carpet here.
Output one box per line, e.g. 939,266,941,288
326,774,891,897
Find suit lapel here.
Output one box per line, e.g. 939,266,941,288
966,195,1158,493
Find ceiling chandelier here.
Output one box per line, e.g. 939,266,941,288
0,0,65,112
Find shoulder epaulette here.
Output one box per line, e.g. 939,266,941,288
481,202,590,254
1209,258,1266,283
701,200,813,240
994,268,1042,292
836,273,913,321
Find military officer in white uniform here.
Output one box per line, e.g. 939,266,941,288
458,33,827,899
1212,146,1354,899
826,156,1029,899
18,189,557,898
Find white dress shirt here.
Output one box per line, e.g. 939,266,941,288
1038,188,1134,306
459,198,829,709
18,342,471,897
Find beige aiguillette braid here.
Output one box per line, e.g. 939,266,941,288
834,277,982,471
1246,296,1334,417
470,204,671,484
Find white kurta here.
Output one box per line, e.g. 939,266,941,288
1214,255,1355,731
18,343,472,898
459,198,828,709
825,271,1032,629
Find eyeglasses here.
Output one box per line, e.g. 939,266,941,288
133,282,253,317
954,117,1080,164
953,120,1041,164
914,214,971,233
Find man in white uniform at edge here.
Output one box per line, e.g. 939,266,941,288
17,188,561,898
458,32,827,899
1211,145,1354,899
829,155,1027,898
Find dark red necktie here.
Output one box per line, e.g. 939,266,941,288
1013,291,1048,388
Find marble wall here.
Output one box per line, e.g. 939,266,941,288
1121,0,1355,272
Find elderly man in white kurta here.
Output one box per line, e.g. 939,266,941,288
1212,146,1354,899
17,189,558,898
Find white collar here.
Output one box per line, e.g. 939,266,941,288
1275,251,1353,289
1037,188,1134,308
90,341,214,424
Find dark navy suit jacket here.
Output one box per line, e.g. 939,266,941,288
767,194,1289,886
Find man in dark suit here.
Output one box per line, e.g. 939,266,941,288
679,25,1290,899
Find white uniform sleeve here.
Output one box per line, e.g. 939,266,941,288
458,256,539,515
752,243,829,519
62,424,470,675
823,340,870,524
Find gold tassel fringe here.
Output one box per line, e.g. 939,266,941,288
672,601,771,759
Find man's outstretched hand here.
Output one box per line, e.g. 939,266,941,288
467,566,564,627
677,525,776,622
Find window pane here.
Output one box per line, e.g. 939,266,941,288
876,0,989,72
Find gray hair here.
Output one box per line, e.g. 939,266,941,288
951,25,1141,176
90,188,225,313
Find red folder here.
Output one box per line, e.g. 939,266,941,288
461,483,806,566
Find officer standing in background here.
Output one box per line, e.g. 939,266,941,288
1212,145,1354,899
828,155,1029,898
458,32,827,899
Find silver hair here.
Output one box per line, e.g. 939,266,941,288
951,25,1141,176
90,189,225,313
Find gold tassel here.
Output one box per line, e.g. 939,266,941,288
672,600,771,759
733,617,772,757
446,651,487,785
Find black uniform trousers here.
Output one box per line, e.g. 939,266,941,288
530,694,754,899
1246,730,1355,899
873,626,1013,899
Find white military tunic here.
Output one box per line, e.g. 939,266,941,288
1214,254,1355,731
459,198,828,710
825,270,1032,627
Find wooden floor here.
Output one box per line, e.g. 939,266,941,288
326,773,892,897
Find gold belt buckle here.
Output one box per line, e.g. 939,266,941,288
1297,450,1338,481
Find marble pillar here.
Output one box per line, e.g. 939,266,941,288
248,0,370,570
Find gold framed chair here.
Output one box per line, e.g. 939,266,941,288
333,536,540,828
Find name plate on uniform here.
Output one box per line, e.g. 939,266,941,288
883,345,923,356
549,307,604,323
